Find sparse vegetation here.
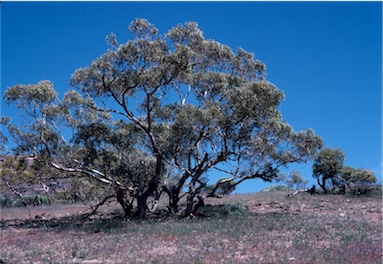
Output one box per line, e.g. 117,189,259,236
0,190,381,263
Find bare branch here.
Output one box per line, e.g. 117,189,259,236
287,189,309,197
50,161,134,192
5,182,28,207
87,194,116,216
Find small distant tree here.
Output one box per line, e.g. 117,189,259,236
281,169,308,190
0,155,35,206
312,148,345,193
340,166,377,195
312,148,377,195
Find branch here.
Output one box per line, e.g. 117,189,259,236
109,86,161,156
193,128,208,163
163,158,192,175
207,166,278,198
50,161,131,190
146,188,163,213
287,188,309,197
5,181,28,207
334,176,350,187
86,194,116,216
86,103,128,119
40,133,52,157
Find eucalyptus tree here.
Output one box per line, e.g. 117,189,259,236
312,148,345,193
3,19,323,218
341,166,377,185
312,148,377,194
340,166,377,195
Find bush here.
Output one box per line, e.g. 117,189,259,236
224,203,250,217
198,203,250,218
340,167,378,196
260,185,290,192
0,194,19,208
348,183,380,196
0,194,51,208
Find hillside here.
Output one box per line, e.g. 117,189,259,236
0,190,382,263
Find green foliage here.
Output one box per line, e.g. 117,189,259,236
280,169,308,189
312,148,377,195
3,19,323,218
0,156,36,192
199,203,250,218
341,166,377,184
260,185,290,192
61,178,108,203
215,178,237,195
312,148,345,192
4,80,57,105
0,194,51,208
340,166,378,195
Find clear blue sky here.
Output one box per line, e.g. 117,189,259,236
1,2,382,193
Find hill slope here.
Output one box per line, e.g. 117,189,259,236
1,191,382,263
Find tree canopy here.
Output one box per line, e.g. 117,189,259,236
312,148,345,193
2,19,323,218
312,148,377,194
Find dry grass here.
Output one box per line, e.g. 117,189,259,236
0,191,382,263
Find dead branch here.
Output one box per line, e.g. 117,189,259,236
287,188,309,197
147,187,164,213
50,161,134,193
147,199,159,213
5,181,29,208
87,194,116,216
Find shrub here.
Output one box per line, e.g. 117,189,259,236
198,203,250,218
341,167,378,196
0,194,51,208
260,185,290,192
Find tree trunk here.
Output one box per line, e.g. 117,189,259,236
185,195,195,217
166,171,191,213
136,193,147,219
169,189,181,213
318,178,327,193
136,155,163,219
147,188,162,213
163,186,180,214
184,194,204,217
117,188,133,217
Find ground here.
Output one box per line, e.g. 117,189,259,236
0,190,382,263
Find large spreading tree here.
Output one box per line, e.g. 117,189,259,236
3,19,323,218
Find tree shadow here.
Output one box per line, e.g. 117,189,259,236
0,206,183,233
0,210,128,233
0,201,295,234
0,204,222,230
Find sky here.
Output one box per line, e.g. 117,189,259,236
1,1,382,193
